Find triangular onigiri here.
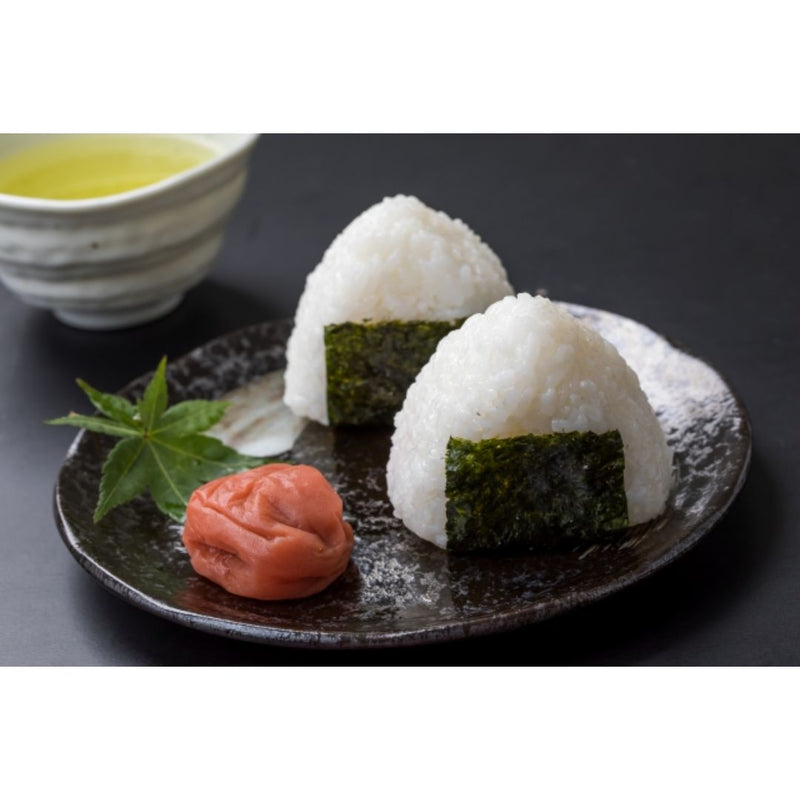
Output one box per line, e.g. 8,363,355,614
283,195,513,424
387,293,674,548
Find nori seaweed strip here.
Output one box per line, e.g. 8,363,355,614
445,430,628,552
324,319,465,426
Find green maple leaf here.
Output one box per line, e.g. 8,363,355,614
47,356,265,523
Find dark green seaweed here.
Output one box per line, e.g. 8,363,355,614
324,318,465,426
445,430,628,552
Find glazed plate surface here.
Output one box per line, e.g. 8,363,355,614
54,304,751,648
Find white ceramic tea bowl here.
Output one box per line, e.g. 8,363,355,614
0,133,258,330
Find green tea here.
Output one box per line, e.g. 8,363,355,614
0,135,216,200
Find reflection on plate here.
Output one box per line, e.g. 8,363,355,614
53,305,751,648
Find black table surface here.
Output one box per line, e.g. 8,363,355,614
2,134,797,666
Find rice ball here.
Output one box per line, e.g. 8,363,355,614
386,293,674,548
283,195,513,424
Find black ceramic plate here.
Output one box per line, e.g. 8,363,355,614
54,304,751,648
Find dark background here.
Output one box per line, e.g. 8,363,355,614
1,134,797,665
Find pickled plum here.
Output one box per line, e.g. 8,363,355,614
183,463,354,600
